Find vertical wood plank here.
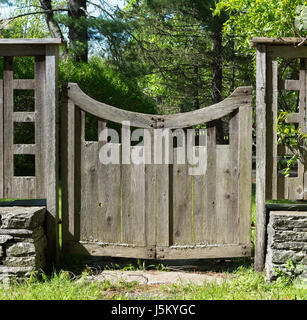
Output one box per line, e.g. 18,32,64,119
192,145,207,244
35,55,45,198
61,90,77,248
0,79,3,198
44,45,59,268
172,131,192,245
266,58,278,199
255,44,267,272
228,109,240,244
121,147,146,246
205,123,217,244
97,119,122,243
155,128,170,247
215,145,233,244
80,141,99,241
238,101,253,245
145,129,157,247
3,57,13,198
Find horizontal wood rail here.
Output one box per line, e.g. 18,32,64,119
66,83,252,128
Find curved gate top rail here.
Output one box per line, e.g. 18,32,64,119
66,83,252,128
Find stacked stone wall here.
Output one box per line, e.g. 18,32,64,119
265,211,307,281
0,207,47,283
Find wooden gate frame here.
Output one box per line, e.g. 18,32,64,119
0,39,61,268
252,37,307,271
61,83,253,260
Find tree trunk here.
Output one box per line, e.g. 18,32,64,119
39,0,68,59
68,0,88,62
211,24,224,143
193,63,200,109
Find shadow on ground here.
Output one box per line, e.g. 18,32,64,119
59,254,254,276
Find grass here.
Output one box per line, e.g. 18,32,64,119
0,262,306,300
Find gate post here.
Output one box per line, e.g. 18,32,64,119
0,39,62,271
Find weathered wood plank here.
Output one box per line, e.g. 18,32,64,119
61,93,79,246
44,45,59,268
192,145,207,244
0,80,3,198
0,45,46,57
205,123,217,244
0,39,62,45
121,148,146,246
13,79,35,90
67,83,252,129
255,44,267,272
63,241,149,259
156,244,250,260
144,129,157,247
238,102,253,245
97,133,122,243
3,57,14,198
215,145,234,244
12,112,36,122
13,144,36,154
34,55,45,199
267,46,307,58
10,177,36,199
80,141,99,241
172,141,192,245
251,37,307,46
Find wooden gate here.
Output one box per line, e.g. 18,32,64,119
61,83,252,260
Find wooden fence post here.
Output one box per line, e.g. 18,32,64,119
255,44,267,272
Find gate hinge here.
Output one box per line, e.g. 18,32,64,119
147,246,156,259
150,117,165,129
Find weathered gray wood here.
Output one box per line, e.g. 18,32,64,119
238,101,253,245
80,141,99,241
34,55,45,199
12,112,36,122
3,57,14,198
192,145,207,244
255,44,267,272
163,87,252,129
172,143,192,245
0,80,3,198
0,39,62,45
61,85,252,261
44,45,59,268
284,79,300,91
13,79,35,90
97,133,122,244
11,177,36,199
205,123,217,244
121,148,146,246
251,37,307,47
266,58,278,200
144,129,157,247
156,244,250,260
61,93,79,246
64,241,149,258
13,144,36,154
267,46,307,58
0,45,46,57
67,83,252,129
228,110,240,244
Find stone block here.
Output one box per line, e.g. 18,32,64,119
0,207,45,230
265,211,307,281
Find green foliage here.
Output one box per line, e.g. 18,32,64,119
59,55,157,115
276,112,307,176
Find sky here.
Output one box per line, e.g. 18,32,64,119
0,0,126,19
